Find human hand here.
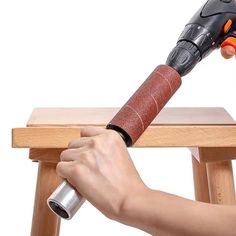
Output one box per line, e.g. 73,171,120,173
56,127,147,220
221,45,236,59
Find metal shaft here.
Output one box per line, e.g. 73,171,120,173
47,181,85,219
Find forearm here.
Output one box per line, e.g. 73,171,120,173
57,128,236,235
118,188,236,236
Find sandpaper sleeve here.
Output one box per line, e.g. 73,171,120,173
107,65,182,146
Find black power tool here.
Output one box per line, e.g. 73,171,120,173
167,0,236,76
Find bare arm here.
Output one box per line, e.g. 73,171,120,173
57,127,236,236
121,188,236,236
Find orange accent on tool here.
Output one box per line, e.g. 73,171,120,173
221,37,236,50
224,19,233,33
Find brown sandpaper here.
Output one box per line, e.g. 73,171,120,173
108,65,182,145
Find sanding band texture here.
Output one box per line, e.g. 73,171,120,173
108,65,182,145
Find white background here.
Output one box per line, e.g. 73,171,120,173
0,0,236,235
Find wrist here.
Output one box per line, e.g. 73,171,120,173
116,185,151,224
116,187,161,235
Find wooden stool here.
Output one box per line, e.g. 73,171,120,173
12,107,236,236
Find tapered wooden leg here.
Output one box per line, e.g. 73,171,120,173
31,161,61,236
192,156,210,203
206,160,236,205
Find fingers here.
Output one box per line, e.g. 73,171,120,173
59,127,110,175
60,148,87,162
58,127,108,185
80,127,106,137
56,161,74,179
68,127,107,149
64,127,106,161
68,137,91,148
221,46,236,59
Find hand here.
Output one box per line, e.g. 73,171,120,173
57,128,236,236
56,127,147,220
221,45,236,59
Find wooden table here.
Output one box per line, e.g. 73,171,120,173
12,107,236,236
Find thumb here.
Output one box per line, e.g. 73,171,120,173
221,46,236,59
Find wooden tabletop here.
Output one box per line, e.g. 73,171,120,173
27,107,235,127
12,107,236,148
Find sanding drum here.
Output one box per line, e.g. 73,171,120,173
107,64,182,145
47,64,182,219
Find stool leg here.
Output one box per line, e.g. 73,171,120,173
192,156,210,203
31,161,61,236
206,160,236,205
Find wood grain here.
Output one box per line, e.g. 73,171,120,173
206,161,236,205
31,162,62,236
27,107,235,127
192,156,210,203
190,147,236,162
29,148,65,163
12,125,236,148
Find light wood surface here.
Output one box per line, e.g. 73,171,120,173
30,148,64,163
27,107,235,126
12,125,236,148
31,162,62,236
206,161,236,205
190,147,236,162
192,156,210,203
12,107,236,148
